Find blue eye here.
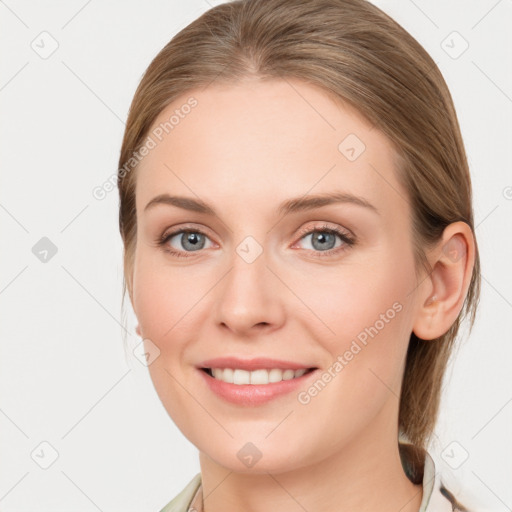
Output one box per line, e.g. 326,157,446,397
300,230,341,251
157,223,355,259
159,229,213,258
293,224,355,258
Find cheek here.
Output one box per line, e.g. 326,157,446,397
132,250,200,425
293,251,416,372
132,246,216,352
289,261,416,433
132,247,184,341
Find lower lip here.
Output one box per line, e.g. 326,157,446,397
197,368,318,406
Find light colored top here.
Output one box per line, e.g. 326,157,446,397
159,441,467,511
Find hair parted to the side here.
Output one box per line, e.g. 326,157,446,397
117,0,480,453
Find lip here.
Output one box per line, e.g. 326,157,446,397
197,366,319,406
197,356,316,372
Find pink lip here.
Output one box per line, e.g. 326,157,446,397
197,366,319,406
197,356,316,371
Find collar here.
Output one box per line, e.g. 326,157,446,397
399,441,455,512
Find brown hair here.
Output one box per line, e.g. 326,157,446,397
117,0,480,453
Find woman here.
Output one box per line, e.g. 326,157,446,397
117,0,480,510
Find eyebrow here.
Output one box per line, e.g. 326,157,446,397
144,191,379,216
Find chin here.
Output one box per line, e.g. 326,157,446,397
199,441,311,475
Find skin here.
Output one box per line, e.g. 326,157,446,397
129,78,475,512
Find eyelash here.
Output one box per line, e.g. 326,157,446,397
156,223,356,259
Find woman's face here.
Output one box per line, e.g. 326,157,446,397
131,78,425,473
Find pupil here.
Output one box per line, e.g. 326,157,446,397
188,233,199,245
182,232,205,251
313,232,334,250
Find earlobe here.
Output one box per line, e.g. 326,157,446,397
413,222,475,341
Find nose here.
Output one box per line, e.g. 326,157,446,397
214,245,285,337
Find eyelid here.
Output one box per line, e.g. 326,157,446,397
159,222,214,241
290,222,355,255
293,222,354,242
156,224,216,259
157,221,356,258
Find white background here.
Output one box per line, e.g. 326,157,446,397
1,1,511,511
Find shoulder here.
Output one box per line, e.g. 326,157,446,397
158,473,202,512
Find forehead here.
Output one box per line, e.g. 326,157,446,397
135,78,407,217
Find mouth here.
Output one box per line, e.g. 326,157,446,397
199,367,318,385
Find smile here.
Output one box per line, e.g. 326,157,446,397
202,367,316,385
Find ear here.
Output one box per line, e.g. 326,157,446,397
412,221,476,340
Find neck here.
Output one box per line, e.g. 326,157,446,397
197,420,423,512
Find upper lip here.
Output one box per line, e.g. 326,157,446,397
197,357,317,371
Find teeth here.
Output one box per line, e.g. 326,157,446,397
210,368,309,385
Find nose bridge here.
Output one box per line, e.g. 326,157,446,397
214,233,283,334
